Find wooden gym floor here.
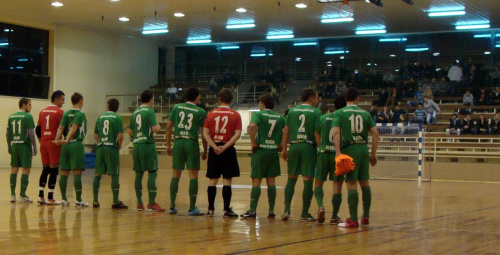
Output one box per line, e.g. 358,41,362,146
2,167,500,254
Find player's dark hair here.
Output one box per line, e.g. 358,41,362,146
219,88,233,104
186,87,200,102
71,93,83,105
345,87,359,102
108,98,120,112
334,94,347,110
260,94,275,110
141,90,154,103
18,97,30,108
51,90,65,102
301,88,317,102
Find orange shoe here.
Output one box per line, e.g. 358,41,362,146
147,203,166,212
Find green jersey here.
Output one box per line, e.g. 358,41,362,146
251,109,285,149
7,111,35,145
317,113,336,153
60,109,87,142
94,111,124,148
130,105,157,144
285,104,321,145
332,105,375,148
168,102,206,140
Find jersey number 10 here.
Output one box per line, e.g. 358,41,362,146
349,115,364,133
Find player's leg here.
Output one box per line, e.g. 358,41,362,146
242,148,263,218
108,147,127,209
186,140,203,215
207,178,219,216
169,140,186,213
145,146,164,212
266,150,280,218
133,144,144,210
300,144,316,222
330,181,344,224
46,141,61,204
222,177,238,217
206,146,221,216
314,153,329,223
283,144,300,220
10,167,19,201
338,146,362,228
266,177,277,218
93,173,102,208
73,142,88,207
169,169,181,213
38,141,50,203
221,146,240,218
18,144,33,203
358,149,371,225
93,147,105,208
59,144,71,205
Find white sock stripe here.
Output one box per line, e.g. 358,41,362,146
39,187,44,191
48,189,54,193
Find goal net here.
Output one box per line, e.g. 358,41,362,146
369,123,426,181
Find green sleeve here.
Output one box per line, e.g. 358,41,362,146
168,106,176,122
250,112,260,125
149,109,158,127
60,113,68,128
94,119,99,134
117,116,124,133
199,109,207,127
73,112,84,126
26,114,35,129
332,111,340,127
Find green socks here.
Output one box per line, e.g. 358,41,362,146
93,176,101,203
284,178,297,212
147,172,157,206
332,194,342,218
20,174,29,197
59,175,68,201
10,174,17,196
189,179,198,211
268,185,277,212
170,177,180,208
302,180,314,216
74,175,82,202
314,186,324,208
347,189,359,221
135,172,144,205
362,186,371,218
111,175,120,204
249,186,261,213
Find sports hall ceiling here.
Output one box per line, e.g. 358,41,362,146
0,0,499,46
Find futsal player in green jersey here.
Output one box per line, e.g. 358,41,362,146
166,87,207,216
92,98,128,209
241,94,285,219
314,96,347,224
128,90,165,212
281,88,322,222
7,98,37,203
333,88,379,228
54,93,89,207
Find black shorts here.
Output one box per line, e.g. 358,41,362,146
206,144,240,179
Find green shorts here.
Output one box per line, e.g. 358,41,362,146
95,146,120,176
251,148,281,179
288,143,317,177
133,143,158,172
315,152,344,182
172,139,200,170
342,144,370,182
11,144,33,168
60,141,85,170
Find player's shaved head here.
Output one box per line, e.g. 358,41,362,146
108,98,120,112
219,88,233,104
260,94,275,110
141,90,154,103
71,93,83,105
345,87,359,102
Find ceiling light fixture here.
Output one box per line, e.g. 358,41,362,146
428,11,465,17
433,52,440,56
186,39,212,44
4,29,13,32
51,2,63,7
110,0,120,2
266,34,294,40
251,53,273,57
474,34,492,38
485,51,491,55
174,13,185,17
324,50,349,55
405,47,429,52
142,29,169,34
321,18,354,23
390,54,396,57
0,43,9,46
236,8,247,13
293,42,317,46
295,3,307,8
118,17,130,22
379,38,407,42
455,24,490,30
356,29,386,35
221,46,240,50
226,24,255,29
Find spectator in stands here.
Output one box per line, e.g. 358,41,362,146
369,105,378,123
437,76,450,97
166,83,178,100
376,88,389,107
377,106,391,123
490,113,500,134
411,103,427,124
478,88,490,106
386,88,399,107
490,66,500,85
391,105,407,124
271,86,280,105
448,61,462,96
424,61,436,81
409,86,424,107
446,114,461,136
383,70,395,87
423,96,440,126
323,81,336,98
399,60,412,81
423,86,434,101
463,90,474,106
492,86,500,105
335,80,347,95
461,114,474,135
209,75,218,92
476,114,489,135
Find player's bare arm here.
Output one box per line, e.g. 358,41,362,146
281,126,289,161
28,128,38,156
165,120,174,156
62,124,80,144
203,127,221,154
369,126,379,166
53,125,66,145
333,126,341,157
6,127,11,155
315,132,321,149
201,135,208,160
152,124,161,134
117,132,123,149
220,130,241,153
94,133,99,143
127,127,133,137
249,123,258,153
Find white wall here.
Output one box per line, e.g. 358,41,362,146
0,21,158,168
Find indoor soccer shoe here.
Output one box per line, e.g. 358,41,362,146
223,208,238,218
188,207,204,216
240,210,257,218
46,199,62,205
75,201,89,207
61,200,70,206
169,207,177,214
18,196,33,203
10,195,16,203
93,202,100,208
206,210,214,217
147,203,166,212
300,213,317,222
338,218,359,228
37,197,46,204
137,204,145,211
360,217,369,226
330,217,343,225
267,211,276,219
317,207,326,224
112,201,129,209
281,211,290,221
